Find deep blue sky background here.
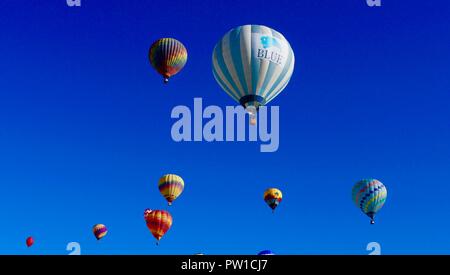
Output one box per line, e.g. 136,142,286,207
0,0,449,255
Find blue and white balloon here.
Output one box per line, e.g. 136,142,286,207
258,250,275,255
212,25,295,114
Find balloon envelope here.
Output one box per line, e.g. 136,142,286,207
144,209,173,243
212,25,295,110
264,188,283,211
258,250,275,255
149,38,188,83
93,224,108,240
26,237,34,247
352,179,387,224
158,174,184,206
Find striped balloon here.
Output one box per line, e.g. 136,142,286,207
264,188,283,212
352,179,388,224
212,25,295,113
149,38,188,84
144,209,173,245
158,174,184,206
92,224,108,240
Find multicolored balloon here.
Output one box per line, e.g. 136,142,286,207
93,224,108,240
264,188,283,212
352,179,388,224
144,209,173,245
149,38,188,84
158,174,185,206
258,250,275,255
212,25,295,117
26,236,34,247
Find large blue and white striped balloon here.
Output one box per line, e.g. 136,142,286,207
212,25,295,111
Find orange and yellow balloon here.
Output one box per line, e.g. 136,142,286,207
144,209,173,245
158,174,184,206
92,224,108,240
264,188,283,213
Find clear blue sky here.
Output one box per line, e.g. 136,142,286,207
0,0,449,255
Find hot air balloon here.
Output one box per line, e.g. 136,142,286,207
144,209,173,245
264,188,283,213
26,236,34,247
158,174,184,206
258,250,275,255
352,179,388,224
149,38,188,84
93,224,108,240
212,25,295,122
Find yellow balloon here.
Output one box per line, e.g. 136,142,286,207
263,188,283,212
158,174,185,206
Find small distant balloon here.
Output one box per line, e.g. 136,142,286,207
264,188,283,213
258,250,275,255
158,174,185,206
149,38,188,84
352,179,388,224
144,209,173,245
26,236,34,247
93,224,108,240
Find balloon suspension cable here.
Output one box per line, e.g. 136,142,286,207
156,241,159,246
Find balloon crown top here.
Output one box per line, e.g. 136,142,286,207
144,209,153,217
